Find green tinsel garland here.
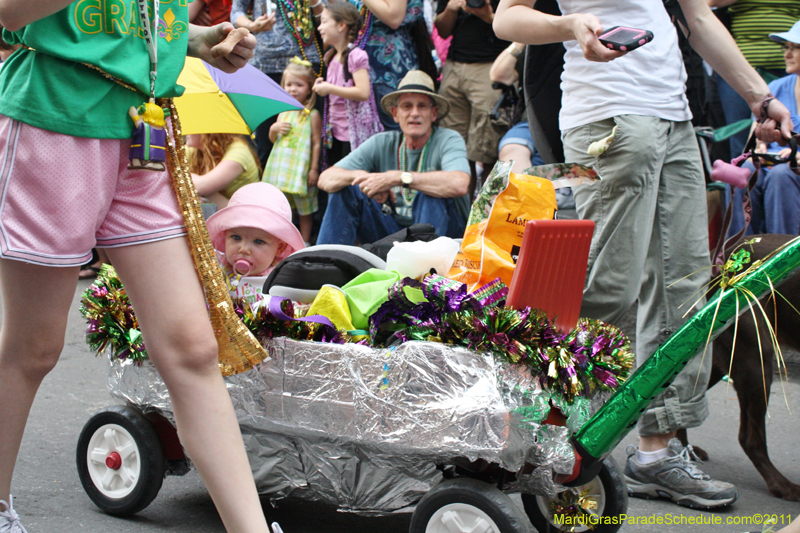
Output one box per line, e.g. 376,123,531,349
79,265,348,365
80,264,147,364
80,268,633,404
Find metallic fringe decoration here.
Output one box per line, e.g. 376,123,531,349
548,488,599,532
160,98,269,375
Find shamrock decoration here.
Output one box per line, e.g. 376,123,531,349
720,249,751,289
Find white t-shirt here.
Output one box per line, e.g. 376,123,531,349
227,274,270,308
220,263,273,310
556,0,692,131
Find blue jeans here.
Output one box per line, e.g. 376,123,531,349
498,121,545,166
715,69,785,157
728,162,800,237
316,184,466,245
499,121,572,208
715,72,753,158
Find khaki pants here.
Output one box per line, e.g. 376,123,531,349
438,61,506,164
563,115,711,436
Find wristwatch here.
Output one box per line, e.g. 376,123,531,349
400,172,413,188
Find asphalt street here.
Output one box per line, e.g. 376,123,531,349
5,279,799,533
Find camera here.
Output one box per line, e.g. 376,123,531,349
465,0,484,9
489,82,520,124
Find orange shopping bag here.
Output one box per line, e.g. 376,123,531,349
447,161,556,291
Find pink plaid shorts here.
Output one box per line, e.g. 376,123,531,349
0,116,186,267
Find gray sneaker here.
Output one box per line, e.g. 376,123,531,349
0,496,28,533
624,438,738,510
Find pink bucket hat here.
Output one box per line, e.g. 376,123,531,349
206,182,305,264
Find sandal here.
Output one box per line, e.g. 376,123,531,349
78,265,102,280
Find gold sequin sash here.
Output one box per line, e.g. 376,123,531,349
160,98,269,375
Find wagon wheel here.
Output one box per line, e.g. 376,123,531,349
76,405,166,516
410,477,532,533
522,456,627,533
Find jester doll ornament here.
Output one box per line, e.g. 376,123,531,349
128,100,170,171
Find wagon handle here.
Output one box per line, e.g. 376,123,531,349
560,235,800,486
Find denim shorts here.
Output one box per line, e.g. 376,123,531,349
498,121,535,154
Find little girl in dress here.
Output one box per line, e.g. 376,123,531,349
314,0,382,167
262,58,321,245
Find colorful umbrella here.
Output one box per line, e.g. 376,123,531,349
174,58,303,135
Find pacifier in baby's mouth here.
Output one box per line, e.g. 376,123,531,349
234,259,253,277
230,259,253,287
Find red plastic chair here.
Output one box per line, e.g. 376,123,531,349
506,219,595,334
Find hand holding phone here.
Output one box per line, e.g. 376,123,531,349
262,0,276,17
598,26,654,52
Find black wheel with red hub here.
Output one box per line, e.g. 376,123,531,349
76,405,165,516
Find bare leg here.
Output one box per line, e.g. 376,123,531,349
298,213,313,244
498,143,533,175
106,238,269,533
96,248,109,265
207,192,230,210
0,261,79,502
639,433,675,452
779,516,799,533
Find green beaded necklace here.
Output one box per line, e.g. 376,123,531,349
396,133,432,205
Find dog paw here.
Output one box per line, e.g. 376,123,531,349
768,482,800,501
690,445,709,462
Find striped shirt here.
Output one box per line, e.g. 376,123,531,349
729,0,800,69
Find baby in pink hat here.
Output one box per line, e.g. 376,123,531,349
207,182,305,307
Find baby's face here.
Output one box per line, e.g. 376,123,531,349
224,227,286,276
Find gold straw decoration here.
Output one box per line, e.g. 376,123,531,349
676,236,798,409
160,98,270,375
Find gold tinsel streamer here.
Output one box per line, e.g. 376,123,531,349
159,98,269,375
548,488,599,532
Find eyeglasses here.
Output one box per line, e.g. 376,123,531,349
781,42,800,53
398,102,434,112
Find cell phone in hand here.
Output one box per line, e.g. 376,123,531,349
598,26,654,52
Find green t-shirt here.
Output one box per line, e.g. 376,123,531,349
218,140,260,198
187,139,260,198
0,0,189,139
335,127,471,225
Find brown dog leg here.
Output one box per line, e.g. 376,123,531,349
721,234,800,501
675,428,709,461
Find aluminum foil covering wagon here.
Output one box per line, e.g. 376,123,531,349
77,336,627,533
75,149,800,531
75,219,640,533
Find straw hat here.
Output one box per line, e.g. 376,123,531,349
206,183,304,265
380,70,450,119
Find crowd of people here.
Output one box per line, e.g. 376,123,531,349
0,0,799,532
186,0,560,249
177,0,800,251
